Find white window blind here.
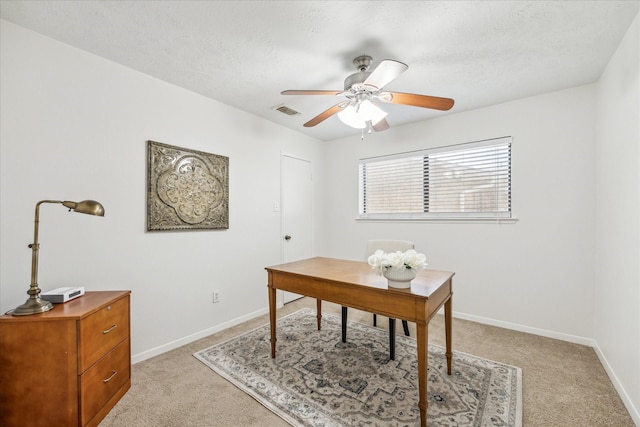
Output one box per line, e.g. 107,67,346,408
358,137,512,220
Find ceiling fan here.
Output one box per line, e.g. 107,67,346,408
281,55,455,133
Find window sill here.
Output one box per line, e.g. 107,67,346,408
355,217,519,224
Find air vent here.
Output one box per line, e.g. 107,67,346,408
274,105,301,116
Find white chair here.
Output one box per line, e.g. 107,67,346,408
341,239,414,360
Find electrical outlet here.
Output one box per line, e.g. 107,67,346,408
213,290,220,303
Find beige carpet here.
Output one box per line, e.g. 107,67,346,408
99,297,634,426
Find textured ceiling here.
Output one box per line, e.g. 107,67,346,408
1,1,638,141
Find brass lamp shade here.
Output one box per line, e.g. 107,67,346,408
12,199,105,316
62,200,105,216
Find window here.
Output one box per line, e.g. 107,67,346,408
358,137,512,220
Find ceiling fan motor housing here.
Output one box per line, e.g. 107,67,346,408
344,71,372,92
345,55,380,92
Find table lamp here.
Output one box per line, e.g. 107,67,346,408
11,199,105,316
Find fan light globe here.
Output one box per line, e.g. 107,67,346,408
338,105,366,129
338,100,387,129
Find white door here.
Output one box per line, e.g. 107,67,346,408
281,154,313,304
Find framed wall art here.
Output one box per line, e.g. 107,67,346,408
147,140,229,231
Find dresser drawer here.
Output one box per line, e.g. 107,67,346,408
80,337,131,426
79,295,130,371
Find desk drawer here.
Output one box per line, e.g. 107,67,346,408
79,295,130,370
80,338,130,426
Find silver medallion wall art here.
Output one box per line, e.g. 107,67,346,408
147,140,229,231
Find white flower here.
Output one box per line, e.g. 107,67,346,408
367,250,386,271
402,249,428,270
367,249,427,273
386,251,405,269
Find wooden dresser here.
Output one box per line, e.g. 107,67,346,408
0,291,131,427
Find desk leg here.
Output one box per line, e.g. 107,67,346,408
416,321,428,427
316,299,322,330
341,306,347,343
389,318,396,360
445,294,452,375
268,284,277,358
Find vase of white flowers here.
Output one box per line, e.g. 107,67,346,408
367,249,428,289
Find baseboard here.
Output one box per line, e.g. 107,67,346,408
135,306,594,363
131,305,276,364
592,342,640,426
452,310,595,347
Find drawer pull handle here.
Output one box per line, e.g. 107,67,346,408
103,370,118,383
103,324,117,334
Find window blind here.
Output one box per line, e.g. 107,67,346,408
358,137,512,219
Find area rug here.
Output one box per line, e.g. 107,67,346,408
194,308,522,427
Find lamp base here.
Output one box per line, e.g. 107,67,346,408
12,297,54,316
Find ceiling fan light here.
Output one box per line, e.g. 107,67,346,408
338,101,387,129
338,104,366,129
359,100,387,125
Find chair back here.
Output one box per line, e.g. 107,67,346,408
364,240,415,261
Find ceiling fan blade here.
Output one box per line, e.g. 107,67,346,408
384,92,454,111
363,60,408,90
281,90,342,96
304,103,344,127
372,118,390,132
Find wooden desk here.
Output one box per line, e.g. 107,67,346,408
266,257,454,427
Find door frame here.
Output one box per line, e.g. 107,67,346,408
280,152,314,305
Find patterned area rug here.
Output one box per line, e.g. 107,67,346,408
194,309,522,427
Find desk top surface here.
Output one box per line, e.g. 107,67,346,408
266,257,454,298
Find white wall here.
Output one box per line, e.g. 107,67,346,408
0,20,326,361
595,13,640,422
319,84,597,343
